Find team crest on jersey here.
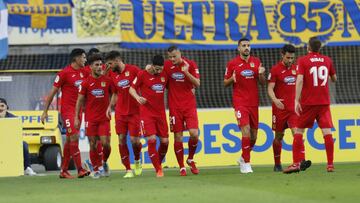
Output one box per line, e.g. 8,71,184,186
161,77,165,82
77,0,119,36
80,72,84,78
101,82,106,87
125,71,130,77
292,70,296,75
250,62,255,68
67,128,72,133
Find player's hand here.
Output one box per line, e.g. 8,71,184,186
106,106,112,120
145,64,152,71
181,60,189,73
74,117,80,130
232,71,236,83
137,96,147,105
274,99,285,110
191,88,195,95
295,100,302,116
40,111,48,125
259,64,265,75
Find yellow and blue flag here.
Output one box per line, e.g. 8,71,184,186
0,0,8,59
6,0,72,29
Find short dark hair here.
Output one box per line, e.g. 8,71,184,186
87,48,100,56
0,98,8,108
70,48,86,62
238,37,250,46
105,50,123,62
87,53,103,65
152,54,164,66
309,37,322,52
167,45,179,52
281,44,296,54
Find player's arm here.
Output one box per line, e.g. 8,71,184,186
330,74,337,82
295,74,304,116
268,82,284,110
183,60,200,88
41,86,59,124
224,64,235,87
74,94,85,129
129,87,146,105
258,63,266,85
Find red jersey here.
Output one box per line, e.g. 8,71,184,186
131,70,168,117
53,65,86,115
164,57,199,110
79,75,114,122
224,55,261,107
111,64,140,116
297,52,336,105
268,61,297,111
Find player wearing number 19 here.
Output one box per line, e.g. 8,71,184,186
284,37,337,174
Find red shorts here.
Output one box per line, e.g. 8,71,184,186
234,106,259,129
296,105,334,129
85,120,111,136
272,107,298,132
62,114,81,136
140,115,168,138
115,114,141,136
169,108,198,133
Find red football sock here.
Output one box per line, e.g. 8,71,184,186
69,141,83,171
272,139,282,165
174,141,185,168
61,142,71,171
324,134,334,166
158,142,168,164
132,142,142,161
118,144,131,170
90,150,100,171
250,139,256,151
293,134,303,164
242,136,251,163
148,139,161,171
188,137,198,160
102,145,111,162
97,141,103,160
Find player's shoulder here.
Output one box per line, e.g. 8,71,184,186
183,57,197,66
270,62,281,73
227,56,239,67
250,55,261,63
126,64,141,71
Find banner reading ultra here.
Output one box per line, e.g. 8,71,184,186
106,105,360,170
119,0,360,49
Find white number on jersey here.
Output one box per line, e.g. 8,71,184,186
310,66,328,86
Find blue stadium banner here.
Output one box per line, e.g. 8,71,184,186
119,0,360,49
6,0,72,29
0,0,8,59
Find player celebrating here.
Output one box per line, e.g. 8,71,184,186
41,48,90,179
164,46,200,176
129,55,168,178
268,44,298,172
284,37,336,174
224,38,266,174
105,51,143,178
74,53,114,179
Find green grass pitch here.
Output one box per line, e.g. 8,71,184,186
1,163,359,203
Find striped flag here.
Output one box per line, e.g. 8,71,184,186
0,0,8,59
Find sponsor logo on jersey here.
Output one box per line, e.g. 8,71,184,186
91,89,105,97
171,72,185,80
241,69,254,77
284,76,296,84
151,84,164,92
118,79,130,87
74,80,83,87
